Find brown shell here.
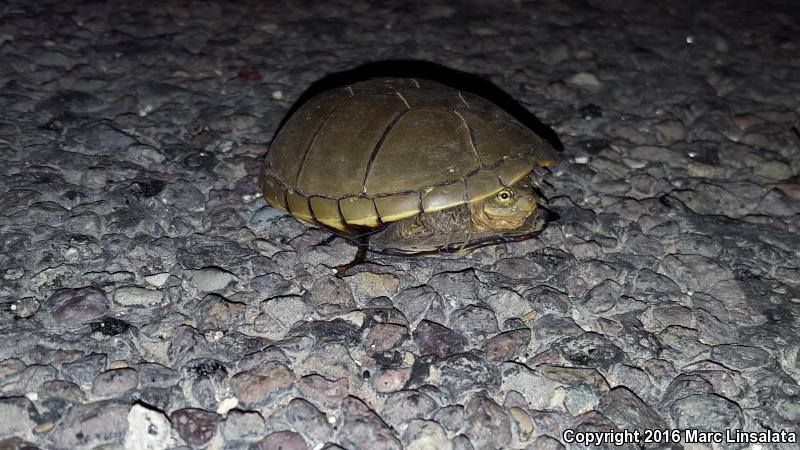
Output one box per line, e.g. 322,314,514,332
260,78,557,232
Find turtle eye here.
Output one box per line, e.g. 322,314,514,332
495,189,514,205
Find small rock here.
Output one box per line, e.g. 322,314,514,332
598,386,665,432
193,293,246,331
252,431,308,450
297,374,349,407
381,390,438,429
710,344,769,369
92,368,138,397
183,267,238,292
221,409,265,442
402,419,452,450
484,328,531,362
307,276,355,316
654,120,687,143
413,320,466,358
254,295,308,339
11,297,40,318
392,285,444,324
373,367,413,393
339,396,402,450
170,408,221,447
670,393,743,431
62,353,108,384
125,403,175,450
0,397,36,437
268,398,332,443
508,406,533,437
49,400,128,450
345,271,399,303
464,392,512,450
45,287,109,327
230,363,294,407
365,323,408,353
450,305,499,342
484,289,529,326
113,286,164,307
565,72,602,90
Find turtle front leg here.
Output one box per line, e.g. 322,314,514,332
335,241,369,277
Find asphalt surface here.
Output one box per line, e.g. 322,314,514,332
1,0,799,449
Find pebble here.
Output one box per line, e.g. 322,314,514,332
91,368,138,397
450,305,499,342
380,390,438,429
463,392,512,450
113,286,164,307
230,363,294,407
297,374,350,407
392,285,447,325
364,323,408,353
268,398,332,443
565,72,602,90
255,295,308,339
339,396,402,450
49,400,128,450
124,403,175,450
412,320,466,358
193,293,246,331
183,267,238,292
0,397,36,437
345,271,400,303
11,297,40,318
483,328,531,362
402,419,452,450
251,431,308,450
44,287,109,327
62,353,108,385
170,408,221,447
372,367,412,393
669,393,744,431
221,409,265,442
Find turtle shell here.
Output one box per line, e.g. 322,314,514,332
260,77,557,233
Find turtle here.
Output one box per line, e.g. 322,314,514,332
259,77,558,261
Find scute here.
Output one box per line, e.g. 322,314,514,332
261,77,557,233
363,109,478,196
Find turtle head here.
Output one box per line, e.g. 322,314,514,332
469,177,539,231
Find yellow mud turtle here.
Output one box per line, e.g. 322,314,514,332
259,77,558,255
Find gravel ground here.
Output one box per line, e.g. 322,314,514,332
1,0,799,449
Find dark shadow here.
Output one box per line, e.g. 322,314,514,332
281,60,563,152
